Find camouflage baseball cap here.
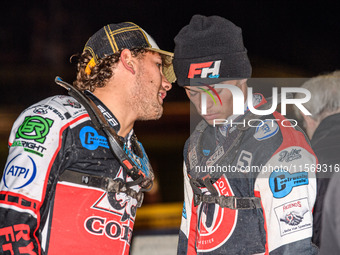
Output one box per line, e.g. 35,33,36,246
84,22,176,83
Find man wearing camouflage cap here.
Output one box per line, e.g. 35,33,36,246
0,22,174,254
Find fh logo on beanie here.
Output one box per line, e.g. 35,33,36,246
188,60,221,79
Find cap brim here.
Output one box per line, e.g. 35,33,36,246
147,48,177,83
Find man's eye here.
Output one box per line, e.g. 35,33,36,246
214,88,223,94
156,63,162,68
190,91,199,97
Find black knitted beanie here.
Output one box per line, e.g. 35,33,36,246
173,14,252,86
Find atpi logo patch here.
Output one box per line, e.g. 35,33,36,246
3,154,37,189
16,116,54,143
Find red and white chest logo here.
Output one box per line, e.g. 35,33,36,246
196,176,238,252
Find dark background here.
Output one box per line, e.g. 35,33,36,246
1,0,340,203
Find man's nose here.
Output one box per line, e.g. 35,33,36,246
205,95,215,108
162,75,172,91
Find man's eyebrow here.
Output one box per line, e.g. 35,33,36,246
185,85,216,91
154,54,162,61
185,87,202,91
206,84,219,94
150,51,162,61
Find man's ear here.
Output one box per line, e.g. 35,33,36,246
301,113,315,127
301,112,319,139
237,79,248,101
120,49,135,74
238,79,248,87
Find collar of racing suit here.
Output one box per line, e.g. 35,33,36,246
84,90,135,147
218,93,264,137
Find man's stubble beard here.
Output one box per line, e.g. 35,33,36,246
128,71,163,121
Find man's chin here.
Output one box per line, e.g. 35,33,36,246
202,115,221,126
204,119,215,126
138,108,163,121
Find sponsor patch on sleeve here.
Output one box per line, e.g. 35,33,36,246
274,198,312,236
269,169,309,198
254,120,279,141
2,154,37,190
182,202,187,219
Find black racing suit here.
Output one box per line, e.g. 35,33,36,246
0,92,145,254
178,94,318,255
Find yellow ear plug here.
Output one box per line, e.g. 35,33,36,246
85,58,96,75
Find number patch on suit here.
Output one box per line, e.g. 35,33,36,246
236,150,253,172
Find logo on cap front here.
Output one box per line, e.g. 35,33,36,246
188,60,221,79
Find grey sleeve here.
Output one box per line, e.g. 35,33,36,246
319,174,340,254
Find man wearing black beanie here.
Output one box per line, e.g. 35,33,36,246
174,15,318,255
